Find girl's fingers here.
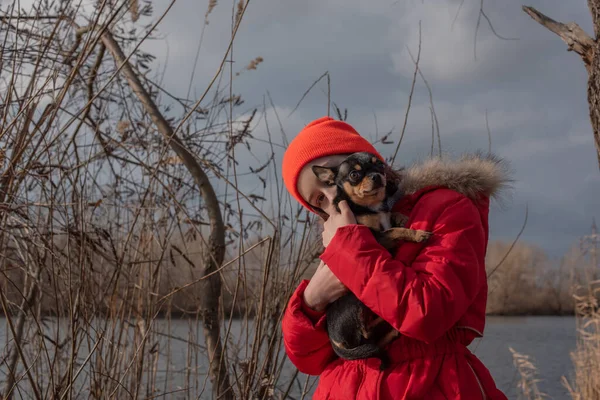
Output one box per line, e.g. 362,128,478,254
324,202,339,217
337,200,350,214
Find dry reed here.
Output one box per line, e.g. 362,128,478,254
562,281,600,399
2,1,598,399
0,0,323,398
511,226,600,400
510,346,547,400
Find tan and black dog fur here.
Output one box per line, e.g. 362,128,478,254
312,152,431,370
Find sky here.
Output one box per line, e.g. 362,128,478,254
140,0,599,258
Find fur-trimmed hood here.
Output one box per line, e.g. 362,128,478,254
396,152,513,202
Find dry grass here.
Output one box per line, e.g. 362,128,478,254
509,228,600,400
0,0,325,398
561,282,600,400
510,280,600,400
510,346,547,400
485,241,595,315
2,0,598,399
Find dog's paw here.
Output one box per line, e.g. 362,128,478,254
414,230,432,242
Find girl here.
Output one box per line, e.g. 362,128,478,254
281,116,509,399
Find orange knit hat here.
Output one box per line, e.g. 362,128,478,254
282,116,383,212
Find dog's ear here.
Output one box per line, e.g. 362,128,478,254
383,163,402,183
312,166,336,185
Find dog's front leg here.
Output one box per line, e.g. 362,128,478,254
390,212,409,228
379,227,432,246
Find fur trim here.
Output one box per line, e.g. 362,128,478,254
397,152,513,202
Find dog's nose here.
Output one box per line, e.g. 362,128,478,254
370,174,382,186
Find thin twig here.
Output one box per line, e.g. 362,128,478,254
485,109,492,153
288,71,329,118
474,0,518,60
391,21,421,165
487,204,529,279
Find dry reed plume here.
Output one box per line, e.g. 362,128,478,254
562,280,600,399
510,226,600,399
510,346,546,400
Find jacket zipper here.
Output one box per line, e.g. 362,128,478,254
465,359,487,400
456,325,484,336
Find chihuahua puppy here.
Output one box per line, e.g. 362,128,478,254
312,152,431,370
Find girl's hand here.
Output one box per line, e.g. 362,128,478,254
322,200,357,247
302,261,348,312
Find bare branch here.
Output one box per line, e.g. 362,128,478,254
485,109,492,154
287,71,329,118
523,5,600,168
475,0,518,60
99,30,233,399
487,204,529,279
406,45,441,158
391,21,421,165
523,6,594,71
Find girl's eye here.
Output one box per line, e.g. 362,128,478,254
316,194,325,206
349,171,360,181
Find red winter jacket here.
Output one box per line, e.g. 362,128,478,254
282,155,510,399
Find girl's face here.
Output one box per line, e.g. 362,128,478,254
297,154,348,216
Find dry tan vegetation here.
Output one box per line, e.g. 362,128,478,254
485,240,596,316
514,6,600,392
510,346,546,400
561,282,600,400
510,280,600,400
0,0,328,398
509,227,600,400
0,0,597,399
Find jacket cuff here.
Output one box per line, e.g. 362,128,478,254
290,280,327,328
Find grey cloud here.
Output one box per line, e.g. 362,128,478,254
146,0,598,257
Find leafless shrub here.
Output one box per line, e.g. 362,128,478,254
0,0,324,398
485,240,597,316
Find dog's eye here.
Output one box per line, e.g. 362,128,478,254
349,170,361,181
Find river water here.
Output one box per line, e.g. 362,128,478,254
0,316,577,399
469,316,576,399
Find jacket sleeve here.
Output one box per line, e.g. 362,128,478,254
320,190,486,344
281,280,335,375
